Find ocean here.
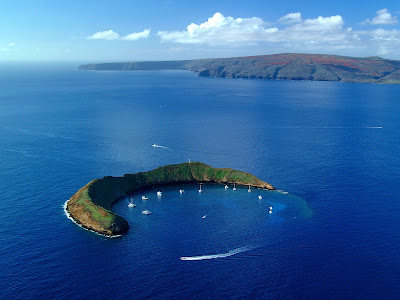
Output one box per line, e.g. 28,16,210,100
1,63,399,298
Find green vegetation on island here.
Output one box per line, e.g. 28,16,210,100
66,162,274,237
78,53,400,84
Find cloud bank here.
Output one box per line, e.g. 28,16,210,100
157,12,349,45
156,11,400,57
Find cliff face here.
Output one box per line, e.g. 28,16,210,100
78,53,400,84
66,162,274,237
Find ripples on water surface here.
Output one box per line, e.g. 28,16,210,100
0,64,399,298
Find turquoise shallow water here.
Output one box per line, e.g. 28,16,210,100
0,64,400,298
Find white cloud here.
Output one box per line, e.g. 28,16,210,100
362,8,398,25
278,12,302,24
87,30,120,40
298,15,344,31
121,29,151,40
8,42,15,47
87,29,151,41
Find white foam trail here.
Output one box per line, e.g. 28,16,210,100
270,126,383,129
180,245,256,261
152,144,167,149
276,189,288,194
63,200,121,238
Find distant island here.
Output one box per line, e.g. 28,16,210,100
65,162,274,237
78,53,400,84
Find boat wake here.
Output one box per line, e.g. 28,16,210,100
276,189,289,194
180,245,257,261
152,143,167,149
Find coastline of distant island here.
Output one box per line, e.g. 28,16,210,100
65,162,274,237
78,53,400,84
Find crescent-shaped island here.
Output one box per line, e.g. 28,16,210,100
65,162,274,237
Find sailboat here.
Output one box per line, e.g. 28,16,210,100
224,184,229,190
198,184,202,193
248,185,251,192
233,183,237,191
157,191,162,197
128,198,136,207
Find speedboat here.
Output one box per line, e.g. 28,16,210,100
142,210,151,215
152,143,165,148
202,215,206,219
258,195,262,200
180,257,190,261
157,191,162,196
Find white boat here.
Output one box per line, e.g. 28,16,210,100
157,191,162,196
128,198,136,207
202,215,206,219
179,189,184,194
258,195,262,200
233,183,237,191
224,184,229,190
152,143,165,148
269,206,273,210
269,211,272,214
142,196,148,200
142,210,151,215
248,185,251,192
198,184,202,193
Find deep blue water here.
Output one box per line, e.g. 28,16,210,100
1,64,400,299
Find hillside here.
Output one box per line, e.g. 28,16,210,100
78,53,400,84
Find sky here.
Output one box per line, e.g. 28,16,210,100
0,0,399,62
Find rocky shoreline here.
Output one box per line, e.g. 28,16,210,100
65,162,274,237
